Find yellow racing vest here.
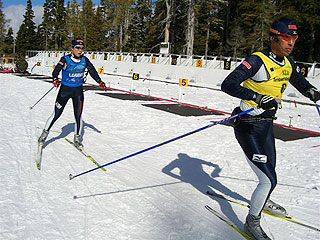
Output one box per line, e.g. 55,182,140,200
242,52,292,107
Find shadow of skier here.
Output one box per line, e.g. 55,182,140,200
44,121,101,147
162,153,249,228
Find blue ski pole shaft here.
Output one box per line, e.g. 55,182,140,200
316,104,320,117
69,107,255,180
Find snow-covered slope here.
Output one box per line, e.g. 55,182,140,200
0,73,319,240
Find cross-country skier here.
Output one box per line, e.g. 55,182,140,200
38,39,107,149
221,17,320,240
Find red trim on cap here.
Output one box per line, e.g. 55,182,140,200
288,25,297,30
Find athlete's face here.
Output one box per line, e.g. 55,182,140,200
270,34,298,57
71,45,85,57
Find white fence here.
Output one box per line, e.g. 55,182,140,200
26,50,319,100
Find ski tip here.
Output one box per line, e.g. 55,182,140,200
69,174,74,180
285,214,292,219
204,205,212,210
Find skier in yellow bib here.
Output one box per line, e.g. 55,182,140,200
221,17,320,240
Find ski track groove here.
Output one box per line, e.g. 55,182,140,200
34,145,73,239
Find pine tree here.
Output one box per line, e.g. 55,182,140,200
84,1,106,51
55,0,67,49
37,0,52,50
0,0,8,55
15,0,37,55
170,0,187,54
146,0,166,53
64,0,83,49
193,0,227,56
124,0,153,52
38,0,67,50
147,0,187,54
277,0,320,62
4,27,14,54
227,0,276,57
103,0,134,52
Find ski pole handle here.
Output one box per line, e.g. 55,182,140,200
29,86,55,110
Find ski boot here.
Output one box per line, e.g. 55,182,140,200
38,130,49,144
244,214,271,240
264,199,288,217
74,134,83,150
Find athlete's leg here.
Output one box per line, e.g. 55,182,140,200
71,86,84,135
44,86,70,131
235,120,277,216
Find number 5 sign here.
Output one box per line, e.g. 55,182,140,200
179,78,188,87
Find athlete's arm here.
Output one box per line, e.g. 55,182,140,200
287,58,315,97
84,57,102,83
52,57,66,79
221,55,262,100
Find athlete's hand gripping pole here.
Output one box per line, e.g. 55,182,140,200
69,107,256,180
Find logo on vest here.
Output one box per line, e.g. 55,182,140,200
69,73,84,78
252,154,267,163
282,69,290,76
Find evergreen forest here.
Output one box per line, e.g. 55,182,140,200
0,0,319,62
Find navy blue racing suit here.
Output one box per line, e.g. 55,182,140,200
44,54,102,135
221,49,314,216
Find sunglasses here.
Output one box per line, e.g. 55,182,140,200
74,46,85,50
278,33,298,42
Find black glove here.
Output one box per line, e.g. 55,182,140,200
306,88,320,103
53,78,60,88
254,94,278,110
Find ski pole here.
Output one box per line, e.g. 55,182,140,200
69,107,255,180
29,86,55,110
316,104,320,117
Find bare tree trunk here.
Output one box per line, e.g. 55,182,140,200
122,7,130,50
165,0,173,43
205,22,210,59
186,0,195,56
119,25,123,51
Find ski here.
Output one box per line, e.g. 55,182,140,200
205,205,253,240
36,142,44,170
206,191,320,232
64,138,106,172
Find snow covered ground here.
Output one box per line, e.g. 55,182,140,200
0,73,319,240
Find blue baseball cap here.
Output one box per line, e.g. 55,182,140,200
71,39,84,47
270,17,298,36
